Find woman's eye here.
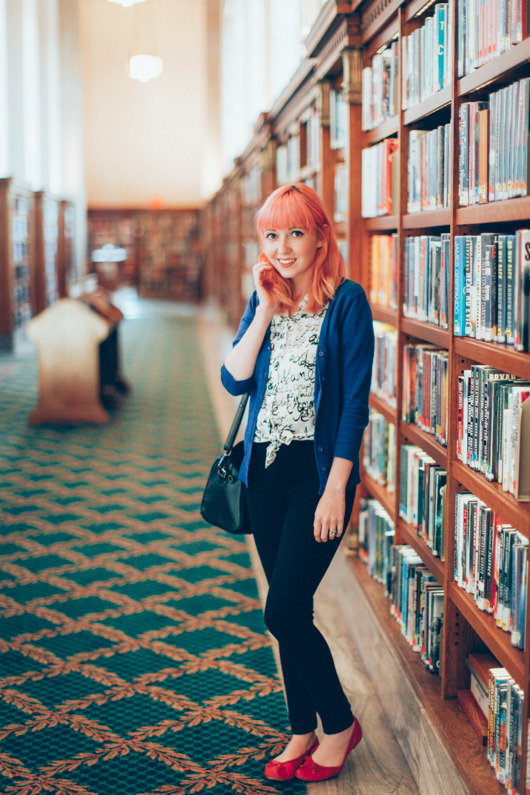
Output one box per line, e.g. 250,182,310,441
265,233,277,240
291,230,303,237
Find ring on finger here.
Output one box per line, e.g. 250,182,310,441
329,529,337,539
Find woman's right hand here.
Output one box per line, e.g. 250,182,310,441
253,261,280,316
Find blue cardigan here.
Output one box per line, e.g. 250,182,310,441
221,279,375,494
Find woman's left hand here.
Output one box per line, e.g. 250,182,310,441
313,488,346,543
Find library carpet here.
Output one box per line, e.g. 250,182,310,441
0,315,306,795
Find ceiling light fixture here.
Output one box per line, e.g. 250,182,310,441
106,0,147,7
125,0,163,83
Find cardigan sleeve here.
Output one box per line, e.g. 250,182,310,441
333,289,375,462
220,292,258,396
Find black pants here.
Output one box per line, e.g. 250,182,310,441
246,441,355,735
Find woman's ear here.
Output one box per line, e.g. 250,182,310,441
317,224,330,248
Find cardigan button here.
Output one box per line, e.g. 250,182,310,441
318,446,323,452
318,351,324,356
320,466,326,471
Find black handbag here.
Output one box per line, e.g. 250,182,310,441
200,393,251,534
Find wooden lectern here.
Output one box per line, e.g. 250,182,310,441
27,298,111,425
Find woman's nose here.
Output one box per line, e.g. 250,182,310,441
278,237,291,253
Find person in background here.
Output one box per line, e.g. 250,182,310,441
221,183,374,783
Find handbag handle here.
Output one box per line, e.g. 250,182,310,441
223,392,249,456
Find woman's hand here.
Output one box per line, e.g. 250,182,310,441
253,261,280,316
314,487,346,543
313,457,353,543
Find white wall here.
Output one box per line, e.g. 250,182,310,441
1,0,86,275
80,0,215,208
220,0,324,176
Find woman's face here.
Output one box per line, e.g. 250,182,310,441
261,226,322,292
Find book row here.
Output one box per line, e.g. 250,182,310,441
486,667,524,793
363,411,396,492
457,0,525,78
400,445,447,558
390,544,444,673
458,78,529,206
362,40,399,131
358,498,394,588
454,230,530,351
369,233,398,310
408,124,451,213
454,492,527,649
456,367,530,501
402,344,448,446
403,233,450,328
402,3,452,110
361,138,399,218
372,322,397,407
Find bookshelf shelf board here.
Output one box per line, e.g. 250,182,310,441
454,337,530,381
364,214,399,231
363,116,399,145
369,391,397,423
401,421,447,468
403,86,452,127
362,471,396,520
456,196,530,225
458,37,530,98
452,461,530,532
448,582,526,688
402,209,451,229
398,519,445,583
401,317,450,347
371,304,398,326
300,164,320,182
349,556,507,795
334,220,346,238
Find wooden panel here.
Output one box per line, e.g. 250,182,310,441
402,209,451,228
452,460,530,532
398,518,445,582
403,85,452,126
454,337,530,381
369,391,398,423
365,214,399,231
371,303,398,326
458,36,530,97
401,421,448,468
456,196,530,225
401,317,450,346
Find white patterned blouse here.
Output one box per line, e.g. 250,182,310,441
254,296,329,467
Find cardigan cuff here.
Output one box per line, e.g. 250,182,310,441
220,364,254,396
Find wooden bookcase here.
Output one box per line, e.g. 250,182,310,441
87,209,201,300
0,178,35,352
203,1,530,790
34,190,60,315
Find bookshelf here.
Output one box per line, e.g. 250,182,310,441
87,209,201,301
203,1,530,791
0,178,35,352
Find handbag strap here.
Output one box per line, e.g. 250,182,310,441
223,392,249,455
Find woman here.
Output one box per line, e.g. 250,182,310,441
221,183,374,782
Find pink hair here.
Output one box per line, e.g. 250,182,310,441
255,183,346,313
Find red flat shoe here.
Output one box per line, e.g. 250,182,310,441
264,738,319,781
295,718,362,782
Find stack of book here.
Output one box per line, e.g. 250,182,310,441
372,322,397,407
402,3,452,109
454,230,530,350
390,545,444,673
370,234,398,309
408,124,451,212
400,445,447,558
457,0,524,77
361,40,399,131
458,78,529,206
456,367,530,500
361,138,399,217
403,234,451,327
402,344,448,446
363,411,395,491
358,498,395,589
454,493,527,649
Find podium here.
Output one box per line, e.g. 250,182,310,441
27,298,121,425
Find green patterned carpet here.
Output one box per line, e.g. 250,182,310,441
0,314,306,795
